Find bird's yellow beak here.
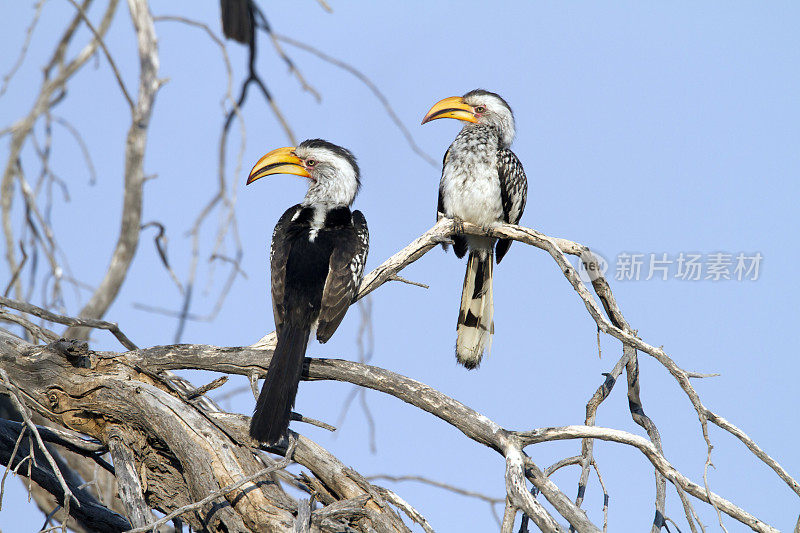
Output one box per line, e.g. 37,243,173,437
421,96,478,125
246,146,310,185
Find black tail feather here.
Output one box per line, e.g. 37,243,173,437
250,324,310,443
496,238,512,263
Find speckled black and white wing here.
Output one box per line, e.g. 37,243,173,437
316,210,369,343
495,148,527,263
270,204,302,332
437,149,448,219
437,147,450,220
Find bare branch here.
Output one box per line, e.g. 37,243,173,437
140,221,184,294
0,369,77,531
0,183,791,533
183,375,228,400
65,0,159,340
0,418,131,531
438,220,800,501
64,0,134,109
517,426,777,533
252,10,321,102
0,423,27,510
0,419,106,457
0,309,58,342
2,0,119,302
152,14,247,344
152,15,235,113
372,486,434,533
290,412,336,432
388,274,429,289
501,501,516,533
107,432,152,527
368,475,503,506
590,461,609,533
273,33,438,168
313,0,333,13
0,296,136,350
51,116,97,185
544,456,582,478
2,241,27,298
0,0,45,98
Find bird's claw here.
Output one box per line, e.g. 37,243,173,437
451,216,465,235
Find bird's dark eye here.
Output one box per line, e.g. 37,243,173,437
475,105,486,113
306,159,317,167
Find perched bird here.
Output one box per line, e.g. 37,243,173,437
422,89,527,369
246,139,369,443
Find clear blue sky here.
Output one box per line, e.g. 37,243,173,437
2,2,799,531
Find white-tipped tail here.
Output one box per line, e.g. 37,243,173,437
456,251,494,369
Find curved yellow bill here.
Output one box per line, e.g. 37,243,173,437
421,96,478,125
246,146,310,185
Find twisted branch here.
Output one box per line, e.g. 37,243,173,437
1,209,794,531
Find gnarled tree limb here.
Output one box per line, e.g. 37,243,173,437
1,217,794,531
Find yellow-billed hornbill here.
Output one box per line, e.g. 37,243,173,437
422,89,527,369
246,139,368,443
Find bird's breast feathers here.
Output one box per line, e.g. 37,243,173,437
440,133,503,226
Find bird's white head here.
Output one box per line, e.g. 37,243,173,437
247,139,360,207
422,89,516,148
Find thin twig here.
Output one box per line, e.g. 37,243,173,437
152,14,246,343
591,461,609,533
51,116,97,185
544,456,582,477
0,369,78,532
0,0,45,98
273,33,438,167
290,412,336,432
388,274,429,289
3,241,27,298
141,221,184,294
64,0,134,109
0,309,58,342
367,475,503,505
0,425,27,510
255,11,321,102
372,485,435,533
64,0,156,341
184,376,228,400
0,295,136,349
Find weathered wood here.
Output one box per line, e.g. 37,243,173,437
294,498,312,532
0,330,292,531
0,328,411,532
1,215,791,532
108,431,152,527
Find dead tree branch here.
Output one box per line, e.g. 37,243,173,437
0,331,412,532
0,5,792,526
107,431,152,528
273,33,438,168
64,0,161,340
64,0,135,109
0,295,136,350
2,0,119,303
145,219,798,529
2,218,791,531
